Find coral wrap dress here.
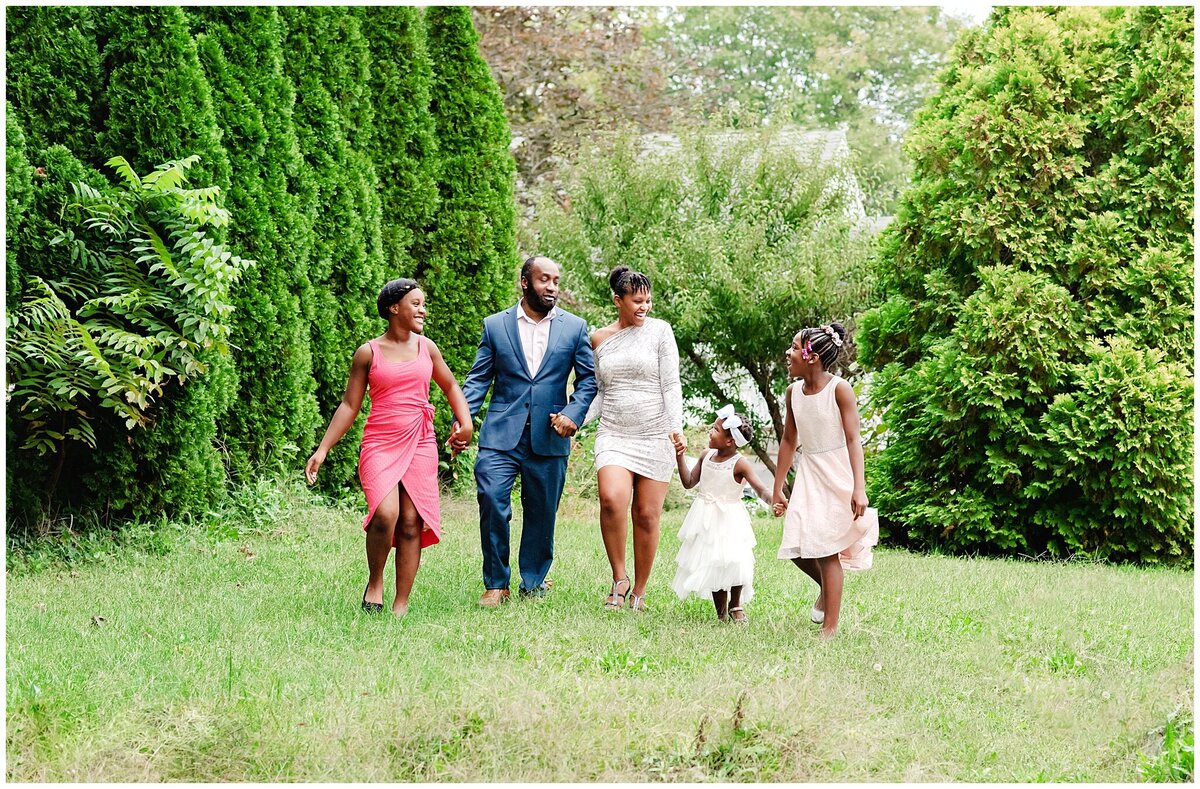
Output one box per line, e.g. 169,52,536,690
359,336,441,548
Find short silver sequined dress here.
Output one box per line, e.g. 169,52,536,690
584,317,684,482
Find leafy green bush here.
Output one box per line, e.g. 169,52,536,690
86,6,244,519
6,156,251,517
1036,339,1193,563
5,144,111,524
538,130,876,474
858,7,1193,563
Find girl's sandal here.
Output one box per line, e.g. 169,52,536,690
628,593,649,612
604,577,630,610
729,607,748,624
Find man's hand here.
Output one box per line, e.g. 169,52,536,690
550,413,578,438
447,421,473,457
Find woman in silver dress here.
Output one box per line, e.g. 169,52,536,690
575,266,686,611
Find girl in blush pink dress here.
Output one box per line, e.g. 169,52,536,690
772,322,878,639
306,279,473,618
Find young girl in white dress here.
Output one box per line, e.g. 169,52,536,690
671,407,772,623
772,322,878,639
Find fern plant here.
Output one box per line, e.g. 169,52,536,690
6,155,252,456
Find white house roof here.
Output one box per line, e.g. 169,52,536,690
635,128,853,167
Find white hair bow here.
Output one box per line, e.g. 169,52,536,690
715,404,750,447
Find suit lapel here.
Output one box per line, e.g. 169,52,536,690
504,307,533,379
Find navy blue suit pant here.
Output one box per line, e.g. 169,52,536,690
474,426,567,592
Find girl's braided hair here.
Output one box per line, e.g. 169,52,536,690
800,322,849,372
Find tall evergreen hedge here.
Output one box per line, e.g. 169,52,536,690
420,6,518,378
6,7,115,522
5,6,523,526
5,7,104,161
81,7,236,517
363,7,439,275
857,7,1194,564
6,108,33,519
5,6,107,302
190,8,321,479
6,105,32,308
97,8,230,193
280,7,386,492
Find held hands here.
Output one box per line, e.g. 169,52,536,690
669,431,687,455
304,449,327,485
447,421,473,457
549,413,578,438
771,492,788,518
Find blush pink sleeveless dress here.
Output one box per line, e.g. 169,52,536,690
777,375,878,568
359,336,440,548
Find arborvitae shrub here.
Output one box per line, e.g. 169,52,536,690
190,8,321,479
362,7,439,275
421,6,520,453
97,7,230,193
6,105,32,307
858,7,1193,563
5,6,104,161
280,7,386,493
89,6,235,516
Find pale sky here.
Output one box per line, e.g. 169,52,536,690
940,4,993,26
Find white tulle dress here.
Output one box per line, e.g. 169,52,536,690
671,450,756,601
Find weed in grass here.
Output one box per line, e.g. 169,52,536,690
389,710,488,780
1046,643,1087,676
949,611,984,636
597,644,659,675
640,692,789,781
1139,709,1195,782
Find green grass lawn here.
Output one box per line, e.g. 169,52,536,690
7,487,1194,781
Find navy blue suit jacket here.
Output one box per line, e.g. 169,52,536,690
461,305,597,457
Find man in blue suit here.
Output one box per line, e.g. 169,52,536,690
454,256,598,606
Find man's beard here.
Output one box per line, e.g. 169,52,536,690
525,288,554,313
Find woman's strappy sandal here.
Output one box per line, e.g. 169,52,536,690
628,592,649,612
729,606,748,624
604,577,630,610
